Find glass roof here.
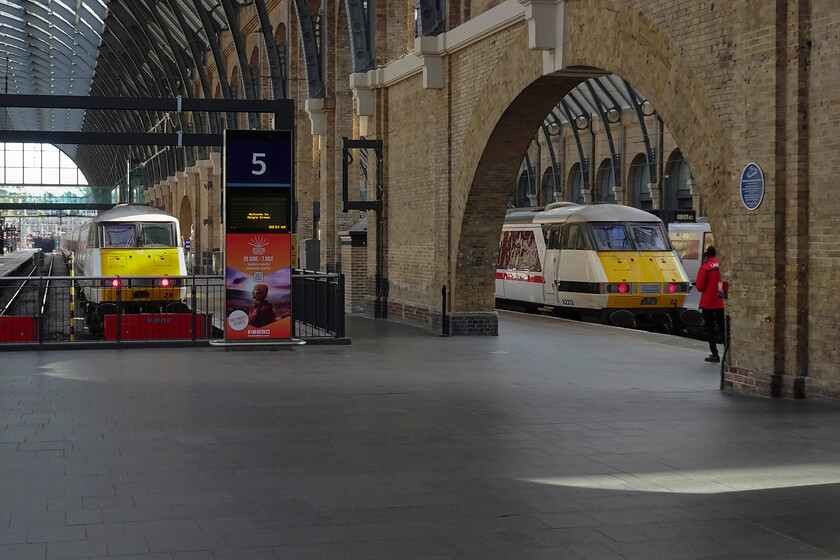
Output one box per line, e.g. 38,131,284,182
0,0,110,159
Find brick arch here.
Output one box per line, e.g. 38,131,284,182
450,3,730,326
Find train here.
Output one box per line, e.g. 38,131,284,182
666,220,714,309
495,202,697,329
59,204,188,328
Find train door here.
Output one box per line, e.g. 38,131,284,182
542,224,561,300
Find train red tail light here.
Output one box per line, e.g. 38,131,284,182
663,282,688,293
160,277,171,287
606,283,634,294
110,278,121,288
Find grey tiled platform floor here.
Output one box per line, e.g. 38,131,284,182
2,310,840,559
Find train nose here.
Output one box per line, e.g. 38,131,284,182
609,310,636,328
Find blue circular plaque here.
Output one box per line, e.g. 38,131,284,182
740,163,765,210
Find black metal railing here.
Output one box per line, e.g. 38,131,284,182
0,271,346,345
292,269,345,339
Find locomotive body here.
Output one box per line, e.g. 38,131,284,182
496,203,693,328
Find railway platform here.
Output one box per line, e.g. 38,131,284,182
0,248,39,278
2,310,840,559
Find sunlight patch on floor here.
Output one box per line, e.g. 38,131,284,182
522,464,840,494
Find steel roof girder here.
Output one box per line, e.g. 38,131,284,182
253,0,287,99
343,0,373,73
417,0,445,36
220,0,261,128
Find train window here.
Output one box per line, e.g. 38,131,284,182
630,224,669,251
498,231,512,268
564,224,587,250
672,239,700,260
499,230,541,271
548,225,562,249
140,223,175,247
590,224,632,251
101,224,136,248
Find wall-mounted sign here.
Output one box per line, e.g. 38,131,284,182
740,163,765,211
223,130,294,341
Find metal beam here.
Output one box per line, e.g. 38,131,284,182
0,93,293,113
1,131,222,146
0,203,115,210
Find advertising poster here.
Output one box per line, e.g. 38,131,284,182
225,233,291,339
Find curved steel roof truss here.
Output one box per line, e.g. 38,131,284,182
1,0,298,191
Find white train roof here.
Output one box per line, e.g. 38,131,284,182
505,203,664,225
93,204,178,223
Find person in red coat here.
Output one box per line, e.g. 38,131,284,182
695,246,725,362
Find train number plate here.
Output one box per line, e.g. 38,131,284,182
640,283,660,294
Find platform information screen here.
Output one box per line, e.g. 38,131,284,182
223,130,293,341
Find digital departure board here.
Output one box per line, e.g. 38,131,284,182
225,190,291,233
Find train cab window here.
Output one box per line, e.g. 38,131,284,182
140,223,175,247
630,224,669,251
563,224,589,250
591,224,632,251
101,224,136,248
547,225,562,249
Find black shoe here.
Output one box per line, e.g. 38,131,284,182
705,354,720,363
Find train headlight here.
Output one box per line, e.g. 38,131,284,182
606,283,633,294
160,277,171,287
664,282,689,293
110,278,122,288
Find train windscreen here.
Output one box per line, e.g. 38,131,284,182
100,223,175,248
591,224,633,251
629,224,669,251
102,224,135,248
139,223,175,247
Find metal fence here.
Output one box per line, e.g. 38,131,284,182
0,270,345,345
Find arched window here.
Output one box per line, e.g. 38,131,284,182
595,158,615,204
541,167,555,205
568,163,585,205
664,150,694,210
629,153,652,210
513,170,532,207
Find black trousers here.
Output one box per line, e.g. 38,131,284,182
702,307,725,356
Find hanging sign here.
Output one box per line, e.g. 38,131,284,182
740,163,765,211
223,130,294,341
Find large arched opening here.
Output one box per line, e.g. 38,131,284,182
448,6,731,333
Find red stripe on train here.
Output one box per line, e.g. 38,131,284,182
496,272,545,283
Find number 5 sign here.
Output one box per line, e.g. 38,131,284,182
224,130,292,187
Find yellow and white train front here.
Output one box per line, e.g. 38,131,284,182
91,220,187,308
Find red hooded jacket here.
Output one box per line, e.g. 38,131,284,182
695,257,724,310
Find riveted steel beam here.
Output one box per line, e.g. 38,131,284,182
584,80,620,188
418,0,445,36
220,0,260,128
193,0,236,130
253,0,287,99
295,0,327,97
344,0,374,72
